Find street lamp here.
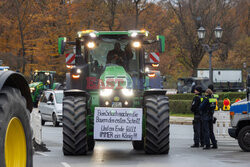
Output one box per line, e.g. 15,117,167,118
197,26,206,39
214,25,223,39
197,25,223,83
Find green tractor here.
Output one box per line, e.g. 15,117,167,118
29,71,62,107
59,30,169,155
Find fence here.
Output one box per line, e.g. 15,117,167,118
30,109,42,145
213,109,232,140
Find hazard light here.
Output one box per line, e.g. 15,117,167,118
230,111,234,120
89,32,97,38
72,74,80,79
66,65,74,69
76,69,81,74
223,98,231,111
148,73,156,78
152,63,159,67
131,32,138,37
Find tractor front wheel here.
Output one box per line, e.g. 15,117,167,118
144,95,170,154
0,86,33,167
63,96,88,155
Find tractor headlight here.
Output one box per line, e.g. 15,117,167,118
30,87,35,93
100,89,113,97
87,42,95,49
132,41,141,48
122,89,133,96
76,69,81,74
89,32,97,38
131,32,138,37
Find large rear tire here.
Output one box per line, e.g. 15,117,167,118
0,86,33,167
238,126,250,152
144,95,170,154
63,96,88,155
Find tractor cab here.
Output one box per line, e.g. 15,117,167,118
59,30,165,93
32,71,55,89
29,71,61,107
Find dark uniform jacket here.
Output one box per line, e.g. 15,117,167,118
199,95,215,120
191,94,202,118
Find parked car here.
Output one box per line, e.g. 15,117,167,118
38,90,63,127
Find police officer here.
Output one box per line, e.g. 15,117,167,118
208,84,218,149
199,89,217,150
208,84,219,99
191,86,204,148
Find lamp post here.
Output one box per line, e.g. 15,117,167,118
197,25,223,84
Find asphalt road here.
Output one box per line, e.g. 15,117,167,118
34,123,250,167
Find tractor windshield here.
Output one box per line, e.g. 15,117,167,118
87,38,139,76
34,72,47,83
33,72,52,85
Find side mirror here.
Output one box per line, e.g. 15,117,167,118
58,37,67,54
157,35,165,53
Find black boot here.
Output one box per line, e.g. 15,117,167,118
212,144,218,149
203,145,210,150
190,144,199,148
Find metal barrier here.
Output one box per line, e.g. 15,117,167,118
213,109,232,140
30,109,42,145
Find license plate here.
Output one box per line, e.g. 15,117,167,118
112,102,122,108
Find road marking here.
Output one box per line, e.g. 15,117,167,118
36,152,48,157
61,162,71,167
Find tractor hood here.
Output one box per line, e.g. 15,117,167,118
29,82,43,88
100,65,133,89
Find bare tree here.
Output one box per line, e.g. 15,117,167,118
134,0,149,28
104,0,119,31
164,0,240,75
1,0,36,73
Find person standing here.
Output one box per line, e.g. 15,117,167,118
199,89,217,150
208,84,218,149
190,86,204,148
208,84,219,99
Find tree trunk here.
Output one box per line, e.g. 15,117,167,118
135,1,139,28
20,28,26,73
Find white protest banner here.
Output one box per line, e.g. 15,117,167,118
94,107,143,141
